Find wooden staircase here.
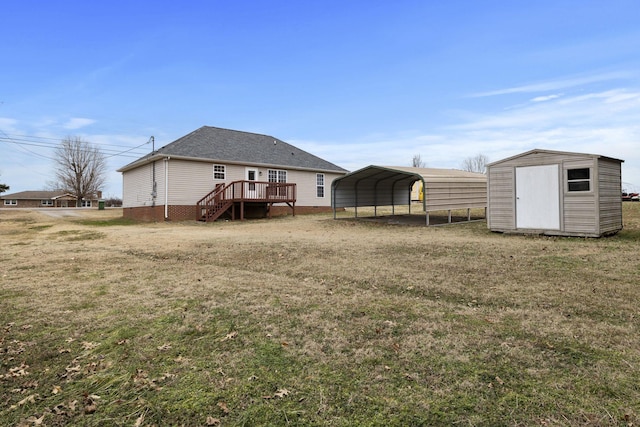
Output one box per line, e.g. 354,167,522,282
201,200,233,222
197,183,232,222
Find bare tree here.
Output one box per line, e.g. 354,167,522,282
412,154,426,168
461,153,489,174
54,136,107,206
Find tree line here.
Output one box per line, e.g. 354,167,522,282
412,153,489,173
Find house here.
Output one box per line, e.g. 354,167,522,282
331,166,487,225
0,190,100,208
117,126,349,222
486,149,623,237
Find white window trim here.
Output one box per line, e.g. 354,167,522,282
316,173,325,198
213,164,226,180
41,199,54,206
4,199,17,206
268,169,287,183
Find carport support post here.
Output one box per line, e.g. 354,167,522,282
426,211,430,226
467,208,471,221
448,210,452,223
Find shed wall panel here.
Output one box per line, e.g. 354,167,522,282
598,159,623,233
425,181,486,211
487,166,515,230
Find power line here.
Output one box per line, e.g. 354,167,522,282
0,130,56,161
5,133,151,150
0,134,150,159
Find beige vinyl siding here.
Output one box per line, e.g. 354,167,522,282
122,163,156,208
487,166,515,230
285,170,341,206
165,161,246,205
159,160,339,207
165,160,211,205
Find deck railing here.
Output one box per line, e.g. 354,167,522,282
197,181,296,221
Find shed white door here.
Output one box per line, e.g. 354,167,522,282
515,164,560,230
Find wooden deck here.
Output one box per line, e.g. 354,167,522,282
197,180,296,222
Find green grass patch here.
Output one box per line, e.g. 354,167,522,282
76,217,139,227
55,229,106,241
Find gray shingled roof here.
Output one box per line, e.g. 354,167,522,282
120,126,348,173
0,191,74,199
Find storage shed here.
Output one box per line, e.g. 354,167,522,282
487,149,624,237
331,166,487,225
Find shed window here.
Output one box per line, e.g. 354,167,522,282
213,165,226,180
567,168,591,192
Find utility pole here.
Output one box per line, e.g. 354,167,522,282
150,136,157,205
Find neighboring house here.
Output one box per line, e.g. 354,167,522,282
0,191,101,208
117,126,349,221
487,149,623,237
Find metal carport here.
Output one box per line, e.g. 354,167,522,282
331,166,487,225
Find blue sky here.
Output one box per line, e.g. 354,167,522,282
2,0,640,198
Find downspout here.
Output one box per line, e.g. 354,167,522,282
164,157,170,220
331,180,338,219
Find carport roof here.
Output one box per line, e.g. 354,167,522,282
333,165,487,186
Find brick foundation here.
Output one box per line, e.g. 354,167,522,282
123,206,165,222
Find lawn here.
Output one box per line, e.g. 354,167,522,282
1,205,639,426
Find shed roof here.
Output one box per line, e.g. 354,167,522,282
487,149,624,167
118,126,348,173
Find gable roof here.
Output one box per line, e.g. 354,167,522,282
0,191,76,200
487,149,624,167
118,126,348,173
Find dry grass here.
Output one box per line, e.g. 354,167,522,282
1,205,639,426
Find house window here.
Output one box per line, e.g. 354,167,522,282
41,200,53,206
4,199,17,206
81,200,92,208
316,173,325,198
213,165,226,180
567,168,591,192
268,169,287,183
